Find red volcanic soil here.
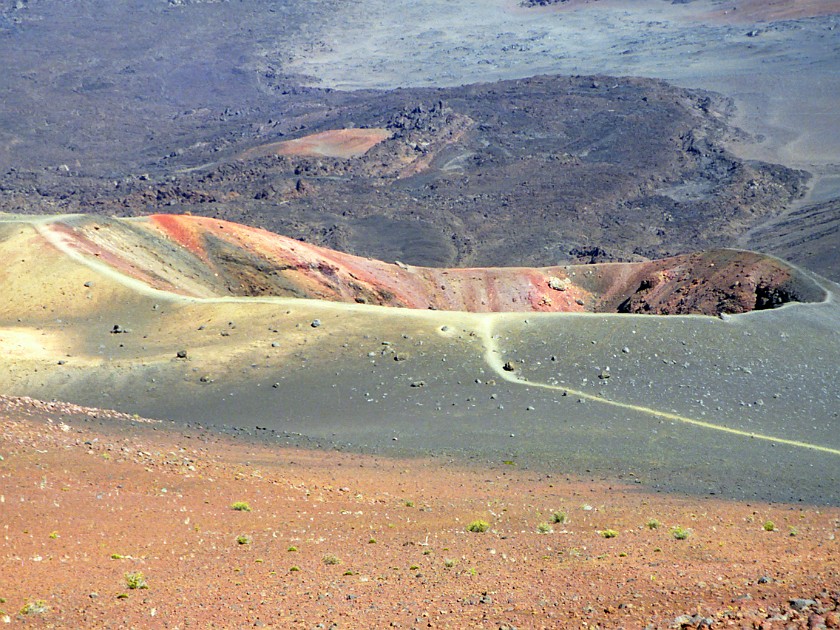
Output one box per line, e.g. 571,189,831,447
2,395,839,628
43,214,824,315
702,0,840,23
515,0,840,22
239,128,392,161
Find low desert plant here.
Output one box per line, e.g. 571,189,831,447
289,566,300,572
287,545,298,552
404,500,415,508
236,534,252,545
600,529,619,539
124,571,148,590
552,511,568,525
443,558,457,568
646,519,661,530
763,520,776,532
466,520,490,533
20,600,48,615
537,522,553,534
671,526,691,540
323,554,340,565
231,501,251,512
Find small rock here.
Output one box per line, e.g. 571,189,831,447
547,276,570,291
311,319,321,328
758,576,772,584
503,361,515,372
791,599,817,612
176,349,188,359
409,381,426,388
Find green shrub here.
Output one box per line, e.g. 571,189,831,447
231,501,251,512
537,522,553,534
763,520,776,532
20,600,48,615
124,572,148,590
646,519,660,530
466,520,490,533
323,554,340,565
600,529,619,539
671,526,690,540
552,511,567,524
236,534,252,545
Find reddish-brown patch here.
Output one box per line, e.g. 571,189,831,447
149,214,209,261
239,128,392,161
2,396,838,628
702,0,840,23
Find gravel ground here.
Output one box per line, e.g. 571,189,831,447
1,396,838,628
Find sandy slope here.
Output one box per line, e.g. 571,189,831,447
0,214,838,507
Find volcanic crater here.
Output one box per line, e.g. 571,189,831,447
46,213,825,316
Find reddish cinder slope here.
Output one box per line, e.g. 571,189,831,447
238,128,392,161
45,214,824,315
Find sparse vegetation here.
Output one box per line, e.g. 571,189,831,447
671,526,691,540
404,500,414,507
600,529,619,538
287,545,298,552
537,522,553,534
231,501,251,512
323,553,340,565
20,600,48,615
368,538,377,544
552,511,568,525
646,518,661,529
789,527,798,537
443,558,457,568
236,534,252,545
124,571,148,590
110,553,126,559
289,566,300,572
466,519,490,533
763,520,776,532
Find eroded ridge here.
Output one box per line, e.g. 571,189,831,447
40,214,827,315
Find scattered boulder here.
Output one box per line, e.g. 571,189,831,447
503,361,516,372
547,276,571,291
176,349,188,359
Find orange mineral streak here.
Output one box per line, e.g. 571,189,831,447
239,128,392,161
150,214,209,261
142,215,592,311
